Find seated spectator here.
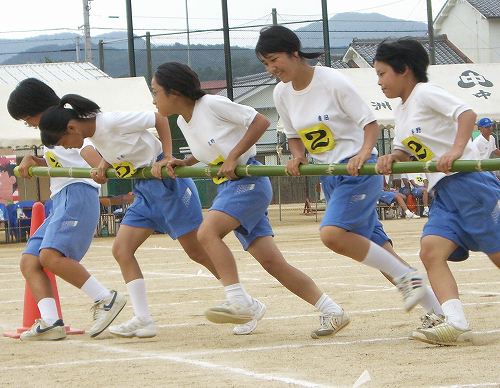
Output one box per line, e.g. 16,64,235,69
406,172,431,217
398,174,411,196
379,175,420,219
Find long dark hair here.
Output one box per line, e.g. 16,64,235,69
255,25,322,60
7,78,60,120
154,62,205,101
374,38,429,83
38,94,100,147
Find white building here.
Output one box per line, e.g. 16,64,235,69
434,0,500,63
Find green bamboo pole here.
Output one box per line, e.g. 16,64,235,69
13,159,500,179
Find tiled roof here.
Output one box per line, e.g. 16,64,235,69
0,62,110,85
467,0,500,18
347,35,472,65
218,71,277,101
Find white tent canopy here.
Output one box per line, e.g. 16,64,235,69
0,77,156,148
337,63,500,126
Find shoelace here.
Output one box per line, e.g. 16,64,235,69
420,313,445,329
318,314,332,329
90,300,103,320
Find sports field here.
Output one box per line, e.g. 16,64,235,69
0,216,498,387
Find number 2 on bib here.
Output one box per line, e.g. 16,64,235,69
112,161,137,178
402,136,435,162
297,123,335,154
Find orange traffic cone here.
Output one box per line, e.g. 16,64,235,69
3,201,84,338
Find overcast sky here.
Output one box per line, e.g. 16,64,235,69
0,0,448,41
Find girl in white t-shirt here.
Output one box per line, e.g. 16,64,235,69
8,78,126,340
256,25,442,335
38,93,219,339
375,38,500,345
152,61,347,338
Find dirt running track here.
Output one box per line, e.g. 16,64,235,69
0,217,498,387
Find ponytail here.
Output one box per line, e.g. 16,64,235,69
39,94,100,147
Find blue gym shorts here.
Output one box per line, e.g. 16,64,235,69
378,191,397,206
123,176,203,239
210,158,274,250
24,183,100,261
320,154,390,246
423,172,500,261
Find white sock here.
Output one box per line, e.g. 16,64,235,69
442,299,469,330
361,242,411,279
314,293,343,315
37,298,60,325
224,283,252,306
126,278,151,321
419,286,444,315
81,276,111,302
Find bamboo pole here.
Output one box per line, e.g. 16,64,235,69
14,159,500,179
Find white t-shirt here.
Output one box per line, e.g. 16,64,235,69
273,66,377,164
44,139,100,198
177,95,258,165
392,82,479,190
91,112,160,176
472,134,497,159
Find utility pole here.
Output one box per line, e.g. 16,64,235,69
82,0,92,62
75,36,81,62
426,0,436,65
126,0,136,76
272,8,277,25
321,0,331,67
185,0,191,67
221,0,233,100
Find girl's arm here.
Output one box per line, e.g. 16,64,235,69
376,149,411,175
347,121,380,176
81,145,107,184
218,113,270,179
286,138,308,176
154,113,173,160
17,155,47,178
437,109,476,173
151,113,175,179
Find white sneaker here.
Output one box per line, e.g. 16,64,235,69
233,298,266,335
405,210,420,219
411,321,472,346
311,310,350,339
109,316,157,338
394,270,426,312
205,300,254,324
422,208,429,217
20,318,66,341
89,290,127,338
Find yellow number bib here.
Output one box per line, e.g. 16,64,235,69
112,161,136,178
297,123,335,154
402,136,435,162
45,151,62,168
209,155,228,185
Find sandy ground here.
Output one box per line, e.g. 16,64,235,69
0,215,498,388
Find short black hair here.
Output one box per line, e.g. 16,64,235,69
255,25,322,60
374,38,429,83
7,78,60,119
